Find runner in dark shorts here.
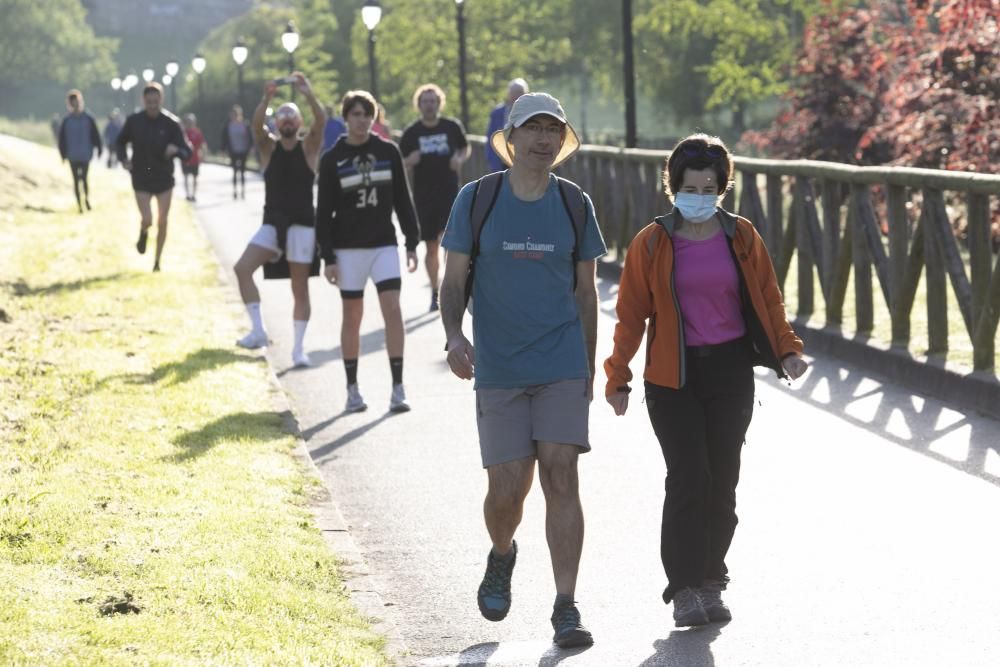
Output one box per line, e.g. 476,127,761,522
400,83,469,312
115,82,192,272
221,105,253,200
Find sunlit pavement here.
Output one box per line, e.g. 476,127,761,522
191,162,1000,666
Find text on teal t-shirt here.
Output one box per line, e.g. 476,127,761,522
441,173,607,389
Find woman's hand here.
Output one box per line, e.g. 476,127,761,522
782,353,808,380
606,391,629,416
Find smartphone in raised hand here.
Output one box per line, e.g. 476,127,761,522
272,75,298,86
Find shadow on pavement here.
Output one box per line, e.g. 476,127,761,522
309,312,442,365
168,410,291,462
638,624,724,667
310,412,395,462
766,354,1000,486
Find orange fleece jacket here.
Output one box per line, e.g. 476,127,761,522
604,210,803,396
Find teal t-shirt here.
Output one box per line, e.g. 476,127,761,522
442,173,607,389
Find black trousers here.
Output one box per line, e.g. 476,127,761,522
69,161,90,205
644,338,755,604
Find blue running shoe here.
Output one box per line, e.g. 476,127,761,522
551,601,594,648
477,540,517,621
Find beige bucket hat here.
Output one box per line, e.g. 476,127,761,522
489,92,580,169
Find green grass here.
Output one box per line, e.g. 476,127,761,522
0,135,391,665
0,116,56,147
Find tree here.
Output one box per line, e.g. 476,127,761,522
0,0,117,95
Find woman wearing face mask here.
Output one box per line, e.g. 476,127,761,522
603,133,807,627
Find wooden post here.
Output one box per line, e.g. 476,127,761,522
794,179,814,317
850,186,874,334
923,189,949,355
766,174,784,263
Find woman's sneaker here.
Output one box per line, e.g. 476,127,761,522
672,587,710,627
477,541,517,621
236,330,268,349
698,582,732,622
389,384,410,412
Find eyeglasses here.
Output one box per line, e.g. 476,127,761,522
520,122,564,137
680,144,725,160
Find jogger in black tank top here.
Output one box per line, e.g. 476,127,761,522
232,74,326,368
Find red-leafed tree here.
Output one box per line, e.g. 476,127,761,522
743,0,1000,247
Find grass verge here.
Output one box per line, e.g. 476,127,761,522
0,135,390,665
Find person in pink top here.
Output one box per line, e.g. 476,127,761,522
181,114,205,202
604,133,807,628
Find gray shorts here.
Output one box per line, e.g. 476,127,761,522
475,378,591,468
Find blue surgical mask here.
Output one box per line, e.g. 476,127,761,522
673,192,718,224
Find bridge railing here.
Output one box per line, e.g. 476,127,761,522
463,136,1000,376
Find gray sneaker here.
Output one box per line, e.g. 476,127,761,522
345,384,367,413
673,587,709,627
698,583,732,622
389,383,410,413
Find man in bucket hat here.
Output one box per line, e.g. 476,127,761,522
439,92,606,648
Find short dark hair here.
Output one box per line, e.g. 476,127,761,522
341,90,377,119
663,133,734,199
142,82,163,97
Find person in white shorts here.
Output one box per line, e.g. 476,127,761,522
316,90,421,413
233,73,325,367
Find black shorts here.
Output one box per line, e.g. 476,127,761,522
132,178,174,195
181,163,199,176
416,198,453,241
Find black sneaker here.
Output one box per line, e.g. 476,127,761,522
152,262,160,272
429,290,439,312
551,601,594,648
477,541,516,621
136,229,148,254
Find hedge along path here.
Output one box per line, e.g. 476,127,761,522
0,135,390,665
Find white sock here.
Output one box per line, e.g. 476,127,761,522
293,319,308,353
246,302,264,334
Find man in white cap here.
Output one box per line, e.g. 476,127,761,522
233,73,325,368
484,78,528,172
439,92,606,648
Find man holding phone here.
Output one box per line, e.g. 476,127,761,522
233,73,325,367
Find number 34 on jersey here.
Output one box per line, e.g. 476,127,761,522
355,187,378,208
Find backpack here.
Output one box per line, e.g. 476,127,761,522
463,170,588,309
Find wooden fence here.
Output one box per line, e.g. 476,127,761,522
463,136,1000,376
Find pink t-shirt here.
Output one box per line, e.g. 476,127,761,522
672,230,746,346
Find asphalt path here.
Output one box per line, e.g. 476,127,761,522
187,162,1000,666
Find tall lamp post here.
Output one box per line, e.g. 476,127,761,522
123,71,138,109
232,38,249,111
142,66,155,84
165,60,180,110
361,0,382,99
111,76,122,109
455,0,469,130
281,21,300,101
191,53,206,109
622,0,637,148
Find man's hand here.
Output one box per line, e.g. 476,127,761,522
607,392,629,416
782,353,809,380
294,72,312,97
264,80,278,98
403,151,421,168
449,154,463,172
324,262,339,285
406,250,418,273
164,144,179,158
447,335,475,380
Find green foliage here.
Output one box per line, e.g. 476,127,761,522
181,1,338,147
0,0,117,91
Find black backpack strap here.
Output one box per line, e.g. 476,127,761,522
464,170,505,306
555,176,588,289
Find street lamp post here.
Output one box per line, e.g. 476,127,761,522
191,53,206,109
361,0,382,99
123,72,139,109
165,60,180,110
281,21,300,101
142,66,155,84
111,76,122,109
231,38,249,111
455,0,469,130
622,0,637,148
